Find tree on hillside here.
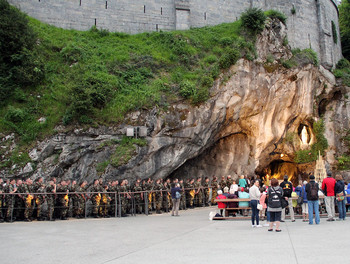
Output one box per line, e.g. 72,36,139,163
0,0,42,104
339,0,350,60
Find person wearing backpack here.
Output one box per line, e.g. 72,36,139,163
280,175,295,222
171,183,182,216
267,178,284,232
322,172,336,221
305,175,320,225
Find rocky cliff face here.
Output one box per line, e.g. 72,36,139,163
1,19,349,182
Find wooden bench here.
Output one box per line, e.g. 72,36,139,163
214,198,251,217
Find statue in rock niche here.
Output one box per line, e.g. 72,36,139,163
301,126,309,146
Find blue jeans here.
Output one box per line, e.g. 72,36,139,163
308,200,320,224
250,200,259,225
337,200,346,220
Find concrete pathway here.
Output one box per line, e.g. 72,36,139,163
0,207,348,264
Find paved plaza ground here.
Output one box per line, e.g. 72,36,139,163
0,207,348,264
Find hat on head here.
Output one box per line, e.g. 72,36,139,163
309,175,315,180
217,190,223,195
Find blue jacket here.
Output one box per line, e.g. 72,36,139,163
347,183,350,204
302,185,308,203
335,180,345,195
295,186,302,197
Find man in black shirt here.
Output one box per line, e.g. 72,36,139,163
280,175,295,222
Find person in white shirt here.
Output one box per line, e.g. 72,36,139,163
249,180,262,227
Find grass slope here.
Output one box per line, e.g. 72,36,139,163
0,17,257,147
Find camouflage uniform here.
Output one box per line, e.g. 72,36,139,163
76,185,86,218
5,183,16,221
186,181,195,208
119,185,129,216
203,181,210,206
35,184,46,220
69,183,79,217
15,183,25,220
179,182,186,210
108,184,117,217
226,178,233,190
194,180,203,207
57,185,69,219
99,187,110,217
90,184,102,217
211,178,218,205
23,183,34,221
133,184,144,214
154,182,163,213
219,178,226,191
162,183,171,212
144,181,153,212
46,184,56,220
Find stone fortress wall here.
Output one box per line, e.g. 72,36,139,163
9,0,342,68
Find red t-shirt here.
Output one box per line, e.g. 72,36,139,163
322,177,336,196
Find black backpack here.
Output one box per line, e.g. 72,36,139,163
268,187,282,208
309,183,318,200
282,181,292,197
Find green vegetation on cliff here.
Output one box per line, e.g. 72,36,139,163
1,3,266,146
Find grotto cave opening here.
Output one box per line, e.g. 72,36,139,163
263,159,299,186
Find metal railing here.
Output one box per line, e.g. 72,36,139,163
1,189,348,222
0,187,213,222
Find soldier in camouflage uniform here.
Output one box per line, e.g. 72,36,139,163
90,179,102,218
35,181,46,221
144,178,153,213
119,180,130,217
69,180,79,217
211,176,218,205
179,179,186,210
75,180,87,218
5,178,17,222
226,175,233,190
46,180,56,221
219,176,226,191
23,179,34,221
194,177,203,207
100,185,111,218
14,179,25,220
203,177,210,206
57,180,69,220
133,180,144,214
186,179,195,209
153,179,163,214
162,181,171,213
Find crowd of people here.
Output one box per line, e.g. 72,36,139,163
215,173,350,232
0,173,349,227
0,176,220,223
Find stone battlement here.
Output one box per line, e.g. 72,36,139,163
9,0,342,68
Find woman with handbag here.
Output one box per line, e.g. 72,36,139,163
267,178,284,232
335,174,346,220
249,180,262,228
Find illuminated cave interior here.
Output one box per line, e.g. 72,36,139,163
264,159,299,186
